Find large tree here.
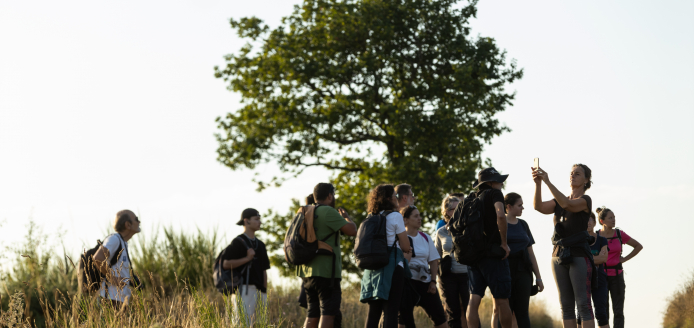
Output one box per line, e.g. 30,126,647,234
215,0,522,276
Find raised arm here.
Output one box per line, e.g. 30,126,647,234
338,208,357,236
533,168,555,215
534,168,587,213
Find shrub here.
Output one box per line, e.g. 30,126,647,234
663,271,694,328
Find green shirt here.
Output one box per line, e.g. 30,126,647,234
296,205,347,279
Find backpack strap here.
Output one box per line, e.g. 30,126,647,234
418,231,429,243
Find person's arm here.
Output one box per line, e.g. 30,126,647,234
264,270,267,289
434,233,443,257
622,238,643,263
223,248,255,270
527,245,544,292
93,242,127,287
495,202,510,260
593,245,608,265
534,168,587,213
428,260,439,294
533,168,555,214
337,207,357,236
397,231,412,261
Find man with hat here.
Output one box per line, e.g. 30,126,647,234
221,208,271,326
466,167,514,328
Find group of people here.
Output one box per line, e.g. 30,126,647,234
90,163,642,328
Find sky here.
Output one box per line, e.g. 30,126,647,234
1,0,693,327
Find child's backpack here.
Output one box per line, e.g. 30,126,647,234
78,235,122,294
213,235,254,295
353,211,395,270
449,190,490,265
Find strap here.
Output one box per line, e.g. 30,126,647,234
418,231,429,243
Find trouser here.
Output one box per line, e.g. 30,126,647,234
552,257,593,321
230,285,267,327
606,272,626,328
366,265,405,328
578,272,609,326
508,256,533,328
438,272,470,328
398,280,448,327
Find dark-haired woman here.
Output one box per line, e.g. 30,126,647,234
435,195,471,328
532,164,596,328
597,207,642,328
398,206,449,328
361,184,413,328
577,212,609,328
492,193,543,328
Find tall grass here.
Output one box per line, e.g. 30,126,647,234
663,271,694,328
1,220,560,327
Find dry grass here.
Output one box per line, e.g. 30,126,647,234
663,272,694,328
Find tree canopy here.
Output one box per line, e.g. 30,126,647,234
214,0,522,276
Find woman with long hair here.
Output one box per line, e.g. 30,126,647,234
398,205,449,328
435,195,470,328
597,207,643,328
361,184,413,328
532,164,596,328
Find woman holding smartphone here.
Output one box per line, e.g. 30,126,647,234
532,164,596,328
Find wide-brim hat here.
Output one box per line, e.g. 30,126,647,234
472,167,509,188
236,208,260,226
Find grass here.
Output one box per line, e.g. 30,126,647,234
663,271,694,328
0,220,560,327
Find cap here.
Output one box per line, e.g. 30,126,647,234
472,167,509,188
236,208,260,226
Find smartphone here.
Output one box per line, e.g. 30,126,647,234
534,158,539,170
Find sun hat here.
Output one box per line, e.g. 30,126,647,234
472,167,509,189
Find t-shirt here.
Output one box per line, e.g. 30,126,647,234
590,233,609,276
99,233,131,302
507,219,535,254
435,226,468,273
221,234,271,293
296,205,348,279
551,195,592,258
477,186,505,245
385,211,407,267
407,231,440,283
602,229,631,276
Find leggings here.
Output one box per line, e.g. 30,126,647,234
508,256,533,328
366,265,405,328
438,272,470,328
551,257,593,321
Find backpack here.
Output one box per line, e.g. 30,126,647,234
448,189,490,265
79,237,122,294
284,205,340,284
354,210,395,270
213,235,255,295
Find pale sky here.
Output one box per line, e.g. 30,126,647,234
1,1,693,327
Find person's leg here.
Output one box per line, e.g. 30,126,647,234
511,269,532,328
304,278,322,328
592,274,609,328
398,279,417,328
466,263,488,328
459,273,470,328
317,278,342,328
552,257,578,327
439,273,463,328
383,266,405,328
611,273,626,328
569,258,594,328
466,294,482,328
417,280,449,328
484,257,512,328
244,286,259,326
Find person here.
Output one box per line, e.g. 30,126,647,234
577,212,609,328
398,205,448,328
221,208,271,326
597,206,643,328
361,184,412,328
435,195,471,328
92,210,141,312
492,193,544,328
298,183,357,328
532,164,596,328
435,193,465,232
466,167,513,328
395,183,416,211
298,193,316,310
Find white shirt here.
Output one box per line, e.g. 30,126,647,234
384,211,406,267
407,231,440,283
99,233,132,302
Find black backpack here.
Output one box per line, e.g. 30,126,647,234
213,235,255,295
449,190,490,265
354,211,395,270
79,234,141,293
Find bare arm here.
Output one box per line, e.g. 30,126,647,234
593,245,608,265
622,238,643,263
428,260,439,294
93,246,127,286
434,234,443,257
533,168,587,213
338,208,357,236
527,246,544,292
495,202,510,260
264,270,267,289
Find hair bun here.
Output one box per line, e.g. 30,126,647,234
596,207,604,214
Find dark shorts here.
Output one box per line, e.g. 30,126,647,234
399,280,448,327
303,277,342,317
468,257,512,299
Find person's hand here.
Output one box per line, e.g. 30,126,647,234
532,167,549,184
620,256,627,264
537,279,545,292
428,282,437,294
531,167,543,184
501,243,511,260
403,251,412,262
246,248,256,259
338,207,351,220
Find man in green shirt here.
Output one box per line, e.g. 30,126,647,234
299,183,357,328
